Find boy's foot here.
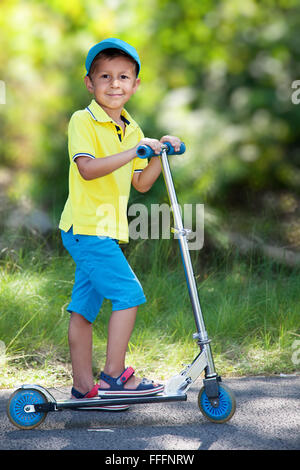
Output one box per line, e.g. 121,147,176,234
71,385,129,411
98,367,164,397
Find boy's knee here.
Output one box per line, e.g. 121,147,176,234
70,311,92,326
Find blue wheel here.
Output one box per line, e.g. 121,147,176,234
7,388,48,430
198,383,236,423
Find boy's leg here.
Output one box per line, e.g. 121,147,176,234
100,306,141,389
99,306,160,390
68,311,94,394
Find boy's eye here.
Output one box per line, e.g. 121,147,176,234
120,75,129,79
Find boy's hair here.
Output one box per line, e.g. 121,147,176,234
88,48,139,79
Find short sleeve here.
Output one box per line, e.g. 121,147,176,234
68,111,96,162
132,155,148,174
131,127,148,175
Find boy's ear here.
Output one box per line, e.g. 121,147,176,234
132,77,141,94
84,75,94,94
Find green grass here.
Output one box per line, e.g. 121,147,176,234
0,235,299,389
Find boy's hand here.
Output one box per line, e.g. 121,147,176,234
160,135,182,153
136,138,163,156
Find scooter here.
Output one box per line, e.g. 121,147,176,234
7,142,236,429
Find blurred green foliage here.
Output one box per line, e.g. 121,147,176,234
1,0,300,249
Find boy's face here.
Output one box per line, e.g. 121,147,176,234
84,56,140,118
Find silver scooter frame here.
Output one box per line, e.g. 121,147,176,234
158,145,220,403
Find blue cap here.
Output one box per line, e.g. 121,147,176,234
85,38,141,76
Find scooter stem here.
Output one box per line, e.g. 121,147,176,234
159,148,217,377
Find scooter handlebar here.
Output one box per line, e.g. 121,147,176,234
136,141,186,159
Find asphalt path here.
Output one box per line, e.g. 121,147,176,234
0,375,299,451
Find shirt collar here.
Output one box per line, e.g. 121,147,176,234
86,99,137,129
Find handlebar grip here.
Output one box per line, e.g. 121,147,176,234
164,142,186,155
137,142,186,159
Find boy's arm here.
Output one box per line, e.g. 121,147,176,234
76,149,135,180
76,138,163,181
132,135,182,193
132,157,162,193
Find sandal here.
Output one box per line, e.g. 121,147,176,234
71,385,129,411
98,367,164,397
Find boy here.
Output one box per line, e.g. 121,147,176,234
59,38,181,408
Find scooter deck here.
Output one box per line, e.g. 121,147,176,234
35,393,187,412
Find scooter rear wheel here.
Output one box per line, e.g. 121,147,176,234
198,383,236,423
7,388,48,430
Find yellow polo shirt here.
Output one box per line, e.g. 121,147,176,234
59,99,148,242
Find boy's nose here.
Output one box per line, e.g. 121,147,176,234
111,78,121,87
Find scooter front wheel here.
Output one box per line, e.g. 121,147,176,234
198,383,236,423
7,388,48,430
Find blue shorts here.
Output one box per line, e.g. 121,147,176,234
61,228,146,323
